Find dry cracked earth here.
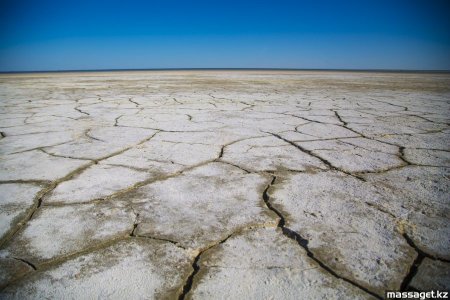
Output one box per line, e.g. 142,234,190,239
0,70,449,299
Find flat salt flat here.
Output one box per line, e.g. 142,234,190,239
0,70,449,299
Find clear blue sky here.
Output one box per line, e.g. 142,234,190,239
0,0,449,71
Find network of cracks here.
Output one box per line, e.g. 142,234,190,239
0,71,449,299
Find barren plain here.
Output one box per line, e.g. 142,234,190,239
0,70,449,299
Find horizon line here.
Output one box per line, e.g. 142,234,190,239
1,67,450,74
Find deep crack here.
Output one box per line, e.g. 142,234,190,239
262,176,382,299
178,233,234,300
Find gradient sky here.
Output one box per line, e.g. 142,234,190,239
0,0,449,71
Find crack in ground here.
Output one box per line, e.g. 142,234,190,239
74,106,89,116
128,98,140,107
173,97,183,105
132,235,186,250
364,202,397,219
333,110,371,137
114,115,123,126
39,148,94,161
371,99,409,112
215,160,251,173
333,110,414,169
11,257,37,271
400,234,425,292
400,232,450,292
178,232,235,300
262,176,382,299
268,132,366,181
0,179,50,185
84,129,105,142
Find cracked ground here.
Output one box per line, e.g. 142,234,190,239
0,70,449,299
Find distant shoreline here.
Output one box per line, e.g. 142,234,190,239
1,68,450,75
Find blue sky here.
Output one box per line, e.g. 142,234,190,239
0,0,449,71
